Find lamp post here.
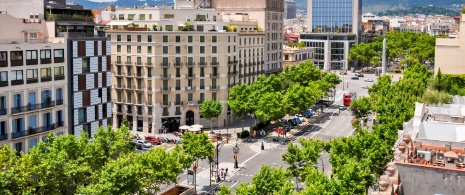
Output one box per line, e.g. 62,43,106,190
215,134,224,182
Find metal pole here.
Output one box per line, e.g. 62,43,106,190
216,141,220,182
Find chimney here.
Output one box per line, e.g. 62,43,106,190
445,144,451,152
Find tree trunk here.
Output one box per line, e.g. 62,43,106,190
241,117,244,132
210,120,213,132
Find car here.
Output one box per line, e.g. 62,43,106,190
361,85,368,89
130,141,143,150
293,117,302,124
339,105,347,110
304,109,313,118
351,76,359,80
136,140,152,148
364,78,374,82
295,114,306,122
355,73,364,77
340,71,347,75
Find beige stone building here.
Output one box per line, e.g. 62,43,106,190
105,5,264,135
435,14,465,75
0,13,68,153
282,46,314,68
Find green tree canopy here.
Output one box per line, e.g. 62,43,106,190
235,165,294,195
227,84,252,131
199,100,223,131
255,92,286,122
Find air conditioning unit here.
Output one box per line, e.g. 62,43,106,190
458,156,465,163
417,150,431,161
437,153,445,161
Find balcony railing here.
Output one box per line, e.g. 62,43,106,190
186,74,195,78
161,74,170,79
228,72,238,76
114,61,123,65
175,111,182,115
210,62,219,66
0,108,6,116
56,99,63,105
11,123,60,139
41,76,52,82
46,14,94,22
162,111,169,116
134,62,143,66
11,101,56,114
0,81,7,87
54,75,65,80
11,79,24,86
187,62,195,66
174,62,183,67
210,73,219,78
27,78,39,84
174,101,182,105
198,62,207,66
160,87,171,92
0,134,7,141
161,102,171,107
161,62,170,67
211,85,220,90
181,101,203,105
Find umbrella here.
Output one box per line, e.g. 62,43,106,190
179,125,191,130
189,127,202,132
191,124,203,129
445,151,458,159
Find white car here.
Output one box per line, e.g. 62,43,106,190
295,114,306,122
361,85,369,89
364,78,374,82
136,140,152,148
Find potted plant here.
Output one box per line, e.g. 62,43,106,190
152,24,158,31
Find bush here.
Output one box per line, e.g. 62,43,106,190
251,121,270,131
237,130,250,138
395,69,401,73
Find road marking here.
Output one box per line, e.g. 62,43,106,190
230,182,239,188
241,152,262,164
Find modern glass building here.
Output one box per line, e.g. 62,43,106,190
302,0,361,70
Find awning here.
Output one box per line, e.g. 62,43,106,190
107,21,132,26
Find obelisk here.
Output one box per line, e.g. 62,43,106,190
382,38,386,75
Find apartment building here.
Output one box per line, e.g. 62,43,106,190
0,0,111,145
283,46,314,68
212,0,285,75
104,5,263,134
435,14,465,75
0,12,67,154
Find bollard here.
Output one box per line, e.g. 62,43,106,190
261,142,265,150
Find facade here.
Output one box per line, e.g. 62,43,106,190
301,0,361,70
285,0,297,19
212,0,285,75
0,12,68,154
283,46,314,68
105,5,263,135
361,13,388,43
435,14,465,75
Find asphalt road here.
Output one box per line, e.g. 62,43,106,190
158,71,379,194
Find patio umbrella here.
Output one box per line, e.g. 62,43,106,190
191,124,203,129
189,127,202,132
179,125,191,130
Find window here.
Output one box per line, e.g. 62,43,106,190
175,80,180,90
26,50,37,60
127,35,131,42
0,71,7,82
176,36,180,42
54,49,64,62
200,93,205,102
148,35,152,42
212,92,217,100
200,36,205,42
176,46,181,54
41,68,51,77
117,35,121,41
163,46,168,54
212,46,217,54
137,46,141,53
212,36,217,42
188,36,193,42
127,45,131,53
11,51,23,61
29,32,38,39
228,36,230,42
78,108,86,123
148,46,152,54
163,36,168,42
188,93,193,101
200,46,205,54
54,66,64,76
26,69,38,79
200,79,205,89
137,35,141,42
0,52,7,64
117,45,121,52
188,46,193,54
11,70,23,80
82,58,90,73
39,50,51,64
176,68,180,77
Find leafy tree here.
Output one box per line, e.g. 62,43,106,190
255,92,286,122
227,84,251,132
235,165,294,195
218,185,233,195
281,61,324,87
422,90,452,105
199,100,223,131
331,159,374,195
284,83,322,115
298,167,333,195
297,42,306,48
349,96,372,119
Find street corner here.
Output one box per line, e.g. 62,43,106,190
248,141,278,152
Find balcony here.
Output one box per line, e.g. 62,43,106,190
11,101,56,114
54,75,65,80
147,87,153,91
186,74,195,78
228,72,238,76
27,78,39,84
210,73,219,78
187,62,195,66
46,14,94,22
228,61,238,65
41,76,52,82
210,62,219,66
161,74,170,79
11,79,24,86
160,87,171,92
162,110,169,116
239,63,243,68
113,85,125,89
160,102,171,107
134,62,143,66
0,81,7,87
161,62,170,67
40,58,51,64
265,68,284,74
136,73,142,77
11,123,58,139
124,61,132,65
198,62,207,66
0,61,7,67
11,60,23,66
229,83,237,88
182,101,202,106
114,61,123,65
185,86,196,91
210,85,220,90
174,101,182,105
175,110,182,115
199,86,205,90
56,99,64,105
145,62,153,66
174,62,183,67
26,59,38,65
0,134,7,141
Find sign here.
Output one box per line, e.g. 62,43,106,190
187,170,194,184
260,130,265,136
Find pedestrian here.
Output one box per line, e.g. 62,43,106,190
225,168,228,179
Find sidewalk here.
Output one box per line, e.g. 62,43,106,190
179,162,244,194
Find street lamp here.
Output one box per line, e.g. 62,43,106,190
215,134,224,182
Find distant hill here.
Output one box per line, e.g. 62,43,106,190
377,6,461,16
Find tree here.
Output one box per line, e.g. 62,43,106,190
180,132,215,191
227,84,251,132
218,185,233,195
284,83,322,115
255,92,285,122
234,165,294,195
422,90,452,105
297,42,306,48
298,167,333,195
199,100,223,131
349,96,372,119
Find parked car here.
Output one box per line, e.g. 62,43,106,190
355,73,364,77
293,117,303,125
361,85,369,89
131,141,143,150
304,109,313,118
339,105,347,110
136,140,152,148
287,119,297,127
351,76,359,80
340,71,347,75
364,78,374,82
295,114,306,122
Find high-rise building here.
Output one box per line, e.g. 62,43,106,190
104,4,264,135
285,0,297,19
212,0,285,75
300,0,362,70
0,0,111,153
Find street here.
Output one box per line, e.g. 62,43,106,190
158,71,380,194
